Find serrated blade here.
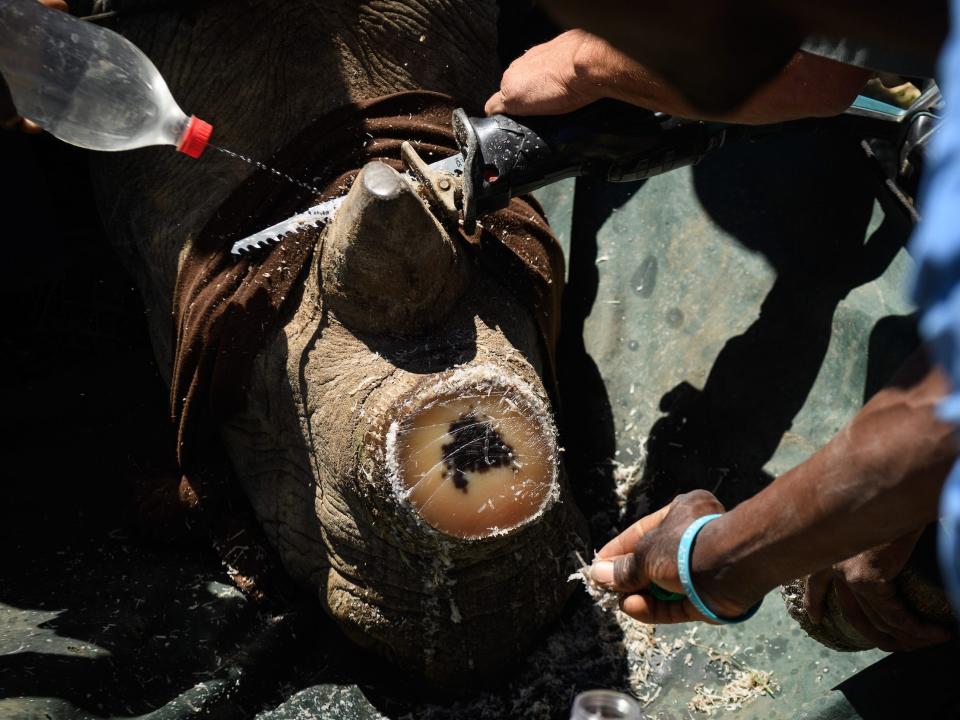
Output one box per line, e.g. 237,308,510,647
229,153,465,257
230,196,346,256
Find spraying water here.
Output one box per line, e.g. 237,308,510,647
211,144,321,195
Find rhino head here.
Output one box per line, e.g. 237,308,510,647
86,0,588,685
204,151,587,683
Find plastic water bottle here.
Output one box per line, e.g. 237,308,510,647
0,0,212,157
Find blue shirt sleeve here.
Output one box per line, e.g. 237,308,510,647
910,0,960,617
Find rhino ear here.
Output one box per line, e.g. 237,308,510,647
319,161,466,334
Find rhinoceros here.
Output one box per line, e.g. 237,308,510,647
80,0,588,684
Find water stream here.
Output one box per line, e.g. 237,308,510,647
211,143,320,195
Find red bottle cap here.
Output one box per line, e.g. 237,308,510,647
177,116,213,158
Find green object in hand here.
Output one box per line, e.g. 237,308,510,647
650,583,685,602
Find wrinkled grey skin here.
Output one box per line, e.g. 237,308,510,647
85,1,588,683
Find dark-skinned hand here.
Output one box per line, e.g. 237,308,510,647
590,490,757,624
803,530,954,651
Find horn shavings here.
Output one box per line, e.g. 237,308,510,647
568,551,621,613
611,452,647,518
688,668,780,715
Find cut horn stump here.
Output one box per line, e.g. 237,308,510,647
386,365,559,539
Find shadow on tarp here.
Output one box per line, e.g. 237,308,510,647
631,131,912,515
559,176,645,537
835,639,960,718
1,535,249,717
0,526,381,719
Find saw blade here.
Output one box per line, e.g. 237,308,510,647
230,153,464,256
230,196,346,256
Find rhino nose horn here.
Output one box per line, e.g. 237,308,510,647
320,161,466,334
387,367,559,539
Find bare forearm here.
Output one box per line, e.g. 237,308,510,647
694,358,956,613
600,50,869,124
487,31,868,123
540,0,942,114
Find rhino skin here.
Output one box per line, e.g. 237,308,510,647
84,0,589,684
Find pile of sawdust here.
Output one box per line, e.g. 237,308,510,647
688,669,779,715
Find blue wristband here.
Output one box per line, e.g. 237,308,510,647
676,513,762,624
